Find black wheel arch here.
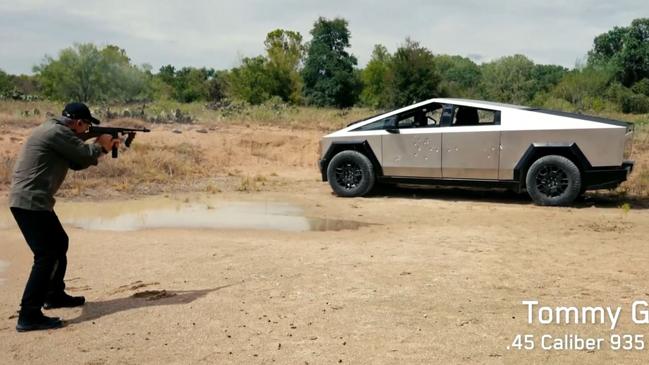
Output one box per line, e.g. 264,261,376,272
320,141,383,181
513,143,590,189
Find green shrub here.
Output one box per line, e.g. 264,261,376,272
621,93,649,114
632,78,649,97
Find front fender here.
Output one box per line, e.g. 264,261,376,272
319,141,382,181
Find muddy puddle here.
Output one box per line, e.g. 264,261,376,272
0,196,371,232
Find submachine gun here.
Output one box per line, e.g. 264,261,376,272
87,126,151,158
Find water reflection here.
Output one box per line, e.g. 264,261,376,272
0,197,373,232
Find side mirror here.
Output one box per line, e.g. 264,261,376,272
384,116,399,134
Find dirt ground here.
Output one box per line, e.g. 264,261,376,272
1,123,649,364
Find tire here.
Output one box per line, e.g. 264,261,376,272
326,150,376,197
525,155,581,206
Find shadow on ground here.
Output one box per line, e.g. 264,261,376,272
369,184,649,209
66,285,234,325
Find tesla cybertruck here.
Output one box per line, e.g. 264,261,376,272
319,99,634,206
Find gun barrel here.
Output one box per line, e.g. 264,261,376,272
86,125,150,158
89,126,151,134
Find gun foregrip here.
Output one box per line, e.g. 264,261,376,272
125,133,136,147
112,145,118,158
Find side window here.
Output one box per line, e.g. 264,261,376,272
353,118,389,131
451,106,499,126
397,114,416,128
397,103,443,129
352,102,445,131
424,105,443,126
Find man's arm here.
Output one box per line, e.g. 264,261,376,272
47,127,104,170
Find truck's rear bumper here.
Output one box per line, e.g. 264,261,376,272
583,160,634,190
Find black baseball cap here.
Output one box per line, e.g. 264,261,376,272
62,102,100,125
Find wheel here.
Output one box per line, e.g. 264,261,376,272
326,150,376,197
525,155,581,206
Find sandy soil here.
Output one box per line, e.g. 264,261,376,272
1,179,649,364
1,122,649,364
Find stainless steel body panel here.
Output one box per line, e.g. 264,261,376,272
499,128,626,179
321,132,383,162
441,127,500,179
381,128,442,177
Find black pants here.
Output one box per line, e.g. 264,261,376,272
10,207,68,312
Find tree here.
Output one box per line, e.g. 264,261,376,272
154,65,223,102
0,70,41,100
531,64,568,94
386,38,441,108
222,28,305,105
101,46,152,102
264,29,304,104
360,44,391,108
34,43,151,103
631,78,649,97
157,65,177,87
227,56,276,104
11,74,40,97
301,17,361,107
207,70,228,102
433,55,481,98
588,18,649,86
175,67,214,102
0,69,12,97
551,66,614,111
479,54,537,104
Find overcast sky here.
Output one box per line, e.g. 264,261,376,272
0,0,646,75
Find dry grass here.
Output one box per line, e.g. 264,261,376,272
60,141,206,196
234,174,272,192
53,123,321,196
0,100,59,128
0,153,15,186
235,176,260,192
617,122,649,198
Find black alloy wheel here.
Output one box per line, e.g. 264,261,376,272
526,155,581,206
326,150,376,197
535,164,570,198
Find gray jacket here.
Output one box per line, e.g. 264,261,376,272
9,117,103,211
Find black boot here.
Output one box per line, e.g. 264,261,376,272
16,308,63,332
43,292,85,309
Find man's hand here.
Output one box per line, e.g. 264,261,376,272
95,134,119,154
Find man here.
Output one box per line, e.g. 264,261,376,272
9,102,117,332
